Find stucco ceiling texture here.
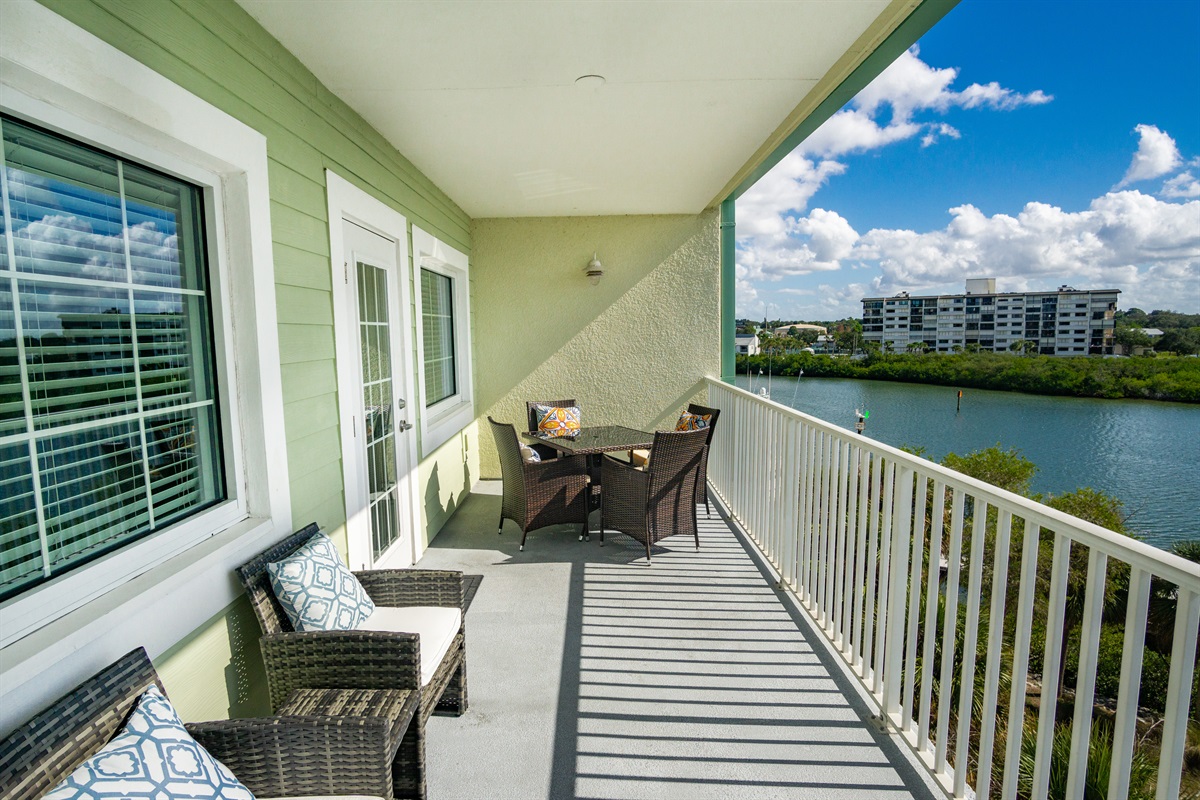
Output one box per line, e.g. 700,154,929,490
237,0,894,218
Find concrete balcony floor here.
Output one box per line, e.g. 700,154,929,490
419,481,939,800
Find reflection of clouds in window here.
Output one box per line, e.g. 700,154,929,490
1,114,224,599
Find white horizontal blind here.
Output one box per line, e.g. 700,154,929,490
420,267,456,406
0,114,224,599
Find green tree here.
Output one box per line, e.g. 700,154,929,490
1115,326,1153,350
942,445,1038,496
1157,328,1200,355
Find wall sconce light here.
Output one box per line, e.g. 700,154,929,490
584,252,604,285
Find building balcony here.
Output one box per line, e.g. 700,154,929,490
419,379,1200,799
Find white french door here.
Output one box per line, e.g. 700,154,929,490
339,219,415,568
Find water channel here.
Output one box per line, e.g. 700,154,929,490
733,374,1199,549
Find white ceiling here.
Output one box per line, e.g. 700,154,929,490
238,0,896,218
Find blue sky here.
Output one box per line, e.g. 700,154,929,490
736,0,1200,321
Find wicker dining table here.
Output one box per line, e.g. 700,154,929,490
522,425,654,517
521,424,653,458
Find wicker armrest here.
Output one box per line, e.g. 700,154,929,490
354,568,465,608
600,453,650,503
260,630,421,710
524,452,588,479
187,716,393,798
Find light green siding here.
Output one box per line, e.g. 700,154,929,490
472,211,721,476
36,0,472,722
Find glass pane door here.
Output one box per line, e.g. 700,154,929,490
357,261,400,558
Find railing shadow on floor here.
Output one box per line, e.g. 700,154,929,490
421,485,942,799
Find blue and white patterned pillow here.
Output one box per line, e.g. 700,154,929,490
45,685,253,800
267,532,376,632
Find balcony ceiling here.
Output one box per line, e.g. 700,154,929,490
237,0,905,218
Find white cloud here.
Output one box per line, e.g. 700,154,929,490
738,47,1053,276
851,47,1052,123
922,123,961,148
1162,171,1200,198
1117,124,1182,187
736,153,845,237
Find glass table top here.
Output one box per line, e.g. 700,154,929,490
522,425,653,454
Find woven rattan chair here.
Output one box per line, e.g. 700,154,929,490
632,403,721,517
525,398,576,460
0,648,403,800
600,427,709,563
489,416,590,549
685,402,721,518
236,523,467,799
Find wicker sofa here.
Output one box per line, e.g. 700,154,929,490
0,648,402,800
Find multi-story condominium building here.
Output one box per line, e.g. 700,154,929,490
861,278,1119,356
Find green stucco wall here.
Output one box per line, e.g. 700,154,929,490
472,211,721,476
35,0,475,721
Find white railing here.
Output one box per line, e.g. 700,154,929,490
705,377,1200,800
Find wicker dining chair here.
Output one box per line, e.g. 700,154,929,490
236,524,467,799
685,402,721,518
489,416,590,549
525,398,577,460
0,648,402,800
600,427,709,563
632,403,722,517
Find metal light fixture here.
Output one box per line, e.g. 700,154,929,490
584,252,603,285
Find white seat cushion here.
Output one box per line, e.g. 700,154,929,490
357,606,462,686
631,448,650,467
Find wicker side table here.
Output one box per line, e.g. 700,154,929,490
278,687,422,800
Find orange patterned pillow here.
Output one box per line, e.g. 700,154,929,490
534,405,581,438
675,411,712,431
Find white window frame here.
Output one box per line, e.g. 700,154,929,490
0,0,289,735
411,225,473,456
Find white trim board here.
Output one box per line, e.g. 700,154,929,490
326,169,422,570
411,225,474,456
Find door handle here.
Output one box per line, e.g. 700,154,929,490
398,420,413,432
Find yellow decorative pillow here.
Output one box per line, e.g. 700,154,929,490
675,411,712,432
534,405,581,438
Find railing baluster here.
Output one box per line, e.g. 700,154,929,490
844,443,864,657
873,459,897,696
954,499,989,799
917,479,946,755
825,436,842,636
831,439,849,645
851,450,871,671
804,422,819,606
934,488,966,776
1000,512,1042,800
1033,534,1072,799
1066,548,1108,800
1157,588,1200,800
820,431,830,623
1108,568,1150,800
862,455,883,686
883,464,914,722
975,509,1013,797
902,472,928,734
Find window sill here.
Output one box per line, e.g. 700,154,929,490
0,515,286,737
421,397,474,457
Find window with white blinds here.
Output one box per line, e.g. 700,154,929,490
0,114,225,601
420,267,457,407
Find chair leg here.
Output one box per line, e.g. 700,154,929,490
520,526,528,551
497,513,504,536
